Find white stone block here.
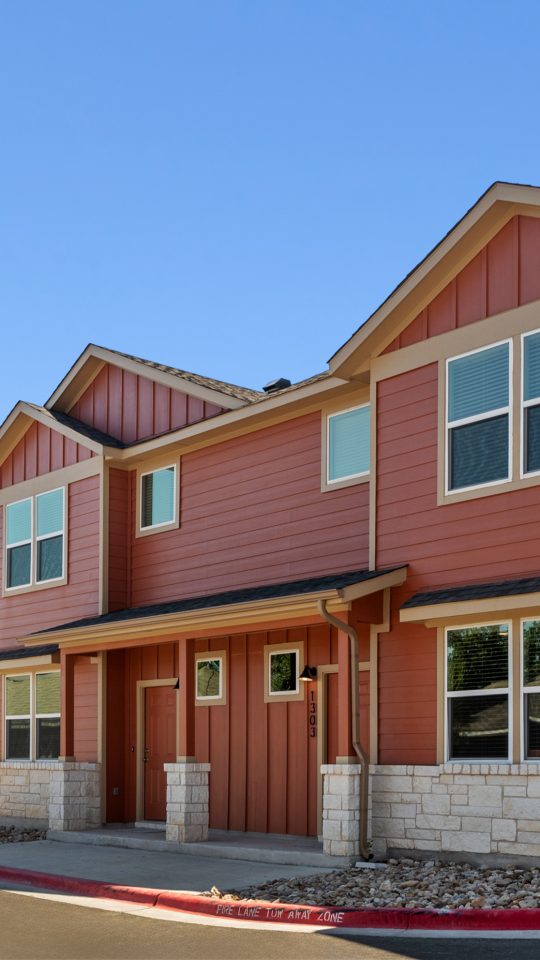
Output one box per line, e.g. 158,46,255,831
422,794,450,815
492,818,517,841
441,831,491,853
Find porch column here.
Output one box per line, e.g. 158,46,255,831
59,651,75,761
165,639,210,843
336,625,356,762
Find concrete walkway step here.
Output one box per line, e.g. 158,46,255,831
47,828,356,869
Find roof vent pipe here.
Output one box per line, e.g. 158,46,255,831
263,377,292,393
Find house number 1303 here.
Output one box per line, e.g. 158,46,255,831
309,690,317,737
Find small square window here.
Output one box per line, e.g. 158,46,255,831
195,652,226,705
264,642,305,703
327,405,370,484
139,465,177,532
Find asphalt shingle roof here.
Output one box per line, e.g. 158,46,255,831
402,574,540,609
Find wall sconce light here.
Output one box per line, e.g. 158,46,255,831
299,665,317,682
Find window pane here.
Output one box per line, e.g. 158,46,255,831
37,535,63,582
450,415,508,490
524,332,540,402
141,467,175,527
525,693,540,759
270,652,297,693
448,343,509,422
196,660,221,698
447,625,508,692
5,675,30,716
6,718,30,759
328,406,370,481
7,544,31,588
523,620,540,687
449,694,508,760
36,718,60,759
37,489,63,537
525,405,540,474
6,499,31,545
36,673,60,715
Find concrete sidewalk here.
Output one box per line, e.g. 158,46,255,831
0,839,332,893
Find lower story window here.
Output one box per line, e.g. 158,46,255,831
523,619,540,759
446,624,510,761
4,672,60,760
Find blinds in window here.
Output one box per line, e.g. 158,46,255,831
448,343,509,422
447,625,509,692
37,489,63,537
141,467,175,527
524,332,540,402
6,500,31,545
328,406,370,482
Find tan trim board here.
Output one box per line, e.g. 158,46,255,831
401,592,540,626
99,459,109,615
436,626,445,764
512,616,521,763
136,677,178,822
21,593,351,648
0,655,59,671
0,456,101,506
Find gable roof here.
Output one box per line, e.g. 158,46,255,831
46,343,263,414
330,182,540,378
0,400,115,469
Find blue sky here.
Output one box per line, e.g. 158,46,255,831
1,1,539,422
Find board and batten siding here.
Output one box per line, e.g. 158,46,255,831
0,475,101,650
375,361,540,763
128,411,369,607
106,625,347,835
0,422,93,489
69,363,225,443
383,215,540,352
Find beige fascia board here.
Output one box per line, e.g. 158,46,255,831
110,375,354,464
330,184,540,379
21,591,350,649
0,401,107,462
0,653,59,670
46,345,246,413
400,591,540,626
339,566,407,602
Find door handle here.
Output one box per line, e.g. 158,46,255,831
143,746,150,763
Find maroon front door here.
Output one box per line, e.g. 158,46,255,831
144,686,176,821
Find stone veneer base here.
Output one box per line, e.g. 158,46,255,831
48,762,101,832
371,763,540,861
164,762,210,843
321,763,361,857
0,762,56,825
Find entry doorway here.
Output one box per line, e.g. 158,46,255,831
136,680,177,822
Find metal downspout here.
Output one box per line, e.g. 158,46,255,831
317,599,371,861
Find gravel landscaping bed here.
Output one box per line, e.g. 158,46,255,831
0,826,46,844
214,858,540,910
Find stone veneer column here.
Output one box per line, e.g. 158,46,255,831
321,763,362,857
48,762,101,832
164,762,210,842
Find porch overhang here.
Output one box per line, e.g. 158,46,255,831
21,566,408,651
400,574,540,627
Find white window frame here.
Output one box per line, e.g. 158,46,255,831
4,673,32,761
139,464,178,533
444,621,512,763
445,339,513,496
520,329,540,479
4,487,66,593
34,671,61,760
326,402,370,486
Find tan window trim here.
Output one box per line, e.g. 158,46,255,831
263,640,305,703
195,651,226,706
2,487,68,598
320,396,371,493
134,455,180,539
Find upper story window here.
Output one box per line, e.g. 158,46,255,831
327,404,370,485
446,623,510,761
446,341,511,493
5,488,65,591
140,465,176,531
522,330,540,475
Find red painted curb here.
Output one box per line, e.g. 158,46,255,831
1,864,540,931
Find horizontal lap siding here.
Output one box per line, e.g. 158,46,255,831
0,476,101,649
130,412,369,606
383,215,540,352
108,468,129,611
73,655,98,762
0,422,93,488
376,361,540,763
70,364,225,443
